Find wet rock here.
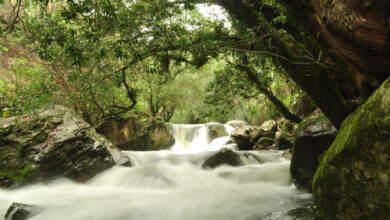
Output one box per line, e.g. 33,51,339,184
207,123,229,140
231,126,259,150
0,106,123,188
225,120,249,128
38,136,115,182
202,149,243,169
313,77,390,219
261,131,276,139
231,125,277,150
254,137,275,150
97,118,175,151
290,112,337,191
259,120,277,132
5,202,42,220
275,133,293,150
281,149,292,160
287,205,321,220
107,148,132,167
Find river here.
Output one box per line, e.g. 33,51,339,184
0,123,311,220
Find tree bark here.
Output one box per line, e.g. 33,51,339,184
194,0,390,128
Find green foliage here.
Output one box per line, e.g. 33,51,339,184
0,56,55,116
0,0,304,125
10,0,229,125
204,55,302,124
0,162,34,184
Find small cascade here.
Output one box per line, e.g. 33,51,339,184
169,123,234,152
0,123,312,220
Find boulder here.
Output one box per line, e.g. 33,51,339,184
259,120,277,132
207,123,230,140
0,106,127,188
231,126,260,150
231,125,277,150
287,205,321,220
254,137,275,150
277,118,296,133
5,203,42,220
261,131,276,139
201,149,243,169
225,120,249,128
97,118,175,151
290,112,337,191
313,77,390,219
275,133,293,150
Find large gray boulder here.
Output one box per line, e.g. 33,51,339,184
313,77,390,219
0,106,128,188
290,111,337,191
230,124,277,150
259,120,277,132
230,126,261,150
97,118,175,151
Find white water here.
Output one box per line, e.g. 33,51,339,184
0,123,311,220
169,123,234,152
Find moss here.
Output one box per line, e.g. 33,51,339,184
287,205,321,220
0,163,36,187
313,78,390,219
0,126,13,137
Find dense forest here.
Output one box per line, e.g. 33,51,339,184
0,0,310,126
1,0,389,219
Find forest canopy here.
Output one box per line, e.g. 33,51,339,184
0,0,339,126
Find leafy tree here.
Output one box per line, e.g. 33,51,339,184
13,0,225,125
205,54,301,124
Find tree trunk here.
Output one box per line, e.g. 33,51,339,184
197,0,390,128
237,63,302,124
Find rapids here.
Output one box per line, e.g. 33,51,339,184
0,123,311,220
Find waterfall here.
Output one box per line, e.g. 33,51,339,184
169,123,234,152
0,123,311,220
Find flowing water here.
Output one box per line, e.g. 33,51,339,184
0,123,311,220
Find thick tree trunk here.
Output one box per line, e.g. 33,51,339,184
314,0,390,80
199,0,390,128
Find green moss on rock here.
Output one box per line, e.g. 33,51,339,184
313,77,390,219
287,205,321,220
97,117,175,151
0,106,119,188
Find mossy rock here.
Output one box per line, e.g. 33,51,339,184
254,137,275,149
290,111,337,191
313,77,390,219
97,117,175,151
287,205,321,220
0,106,125,188
275,133,293,150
